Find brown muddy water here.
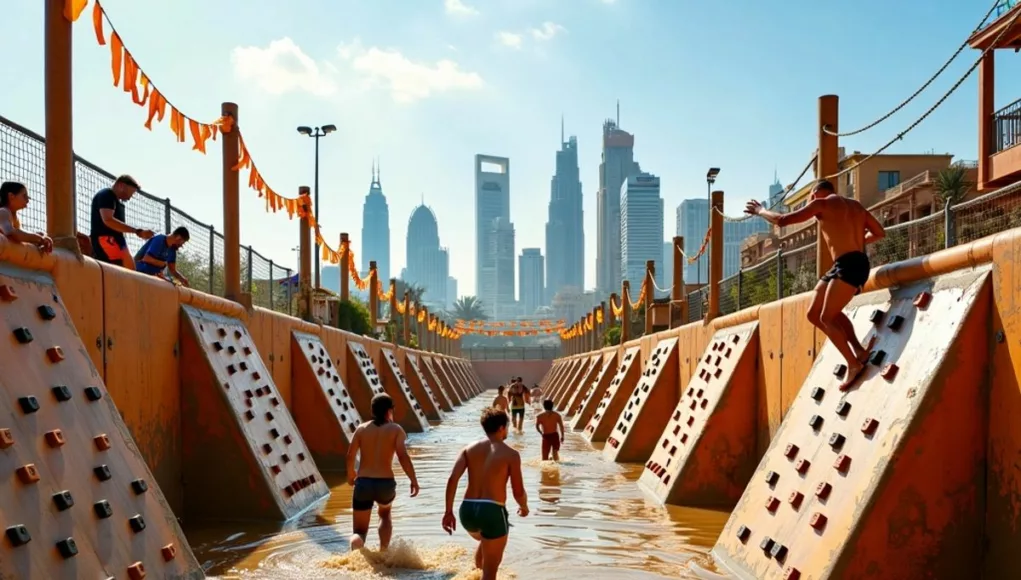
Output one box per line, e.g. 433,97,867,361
184,394,731,579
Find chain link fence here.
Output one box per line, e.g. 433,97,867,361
463,347,562,361
686,181,1021,323
1,115,294,315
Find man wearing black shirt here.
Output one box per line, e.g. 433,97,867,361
90,174,154,269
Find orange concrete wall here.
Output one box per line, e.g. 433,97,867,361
471,360,552,390
0,240,476,517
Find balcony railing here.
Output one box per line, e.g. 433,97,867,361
993,97,1021,154
881,170,932,201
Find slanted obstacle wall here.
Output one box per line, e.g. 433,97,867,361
567,351,617,421
603,338,680,463
638,322,759,507
377,347,430,432
712,270,989,580
557,354,600,412
0,268,203,579
406,352,451,414
179,306,329,522
584,347,642,443
550,356,585,408
453,359,483,396
548,358,581,404
291,332,362,471
399,351,443,420
345,341,388,419
421,356,461,406
431,356,468,403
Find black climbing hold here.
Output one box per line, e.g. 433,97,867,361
93,500,113,519
37,305,57,321
765,471,779,486
18,396,40,414
836,401,852,417
833,364,847,378
5,525,31,547
829,433,846,449
94,465,112,481
760,536,775,555
128,515,146,533
869,309,885,324
51,385,72,402
84,386,103,401
811,387,826,401
130,479,148,495
809,415,824,430
52,490,74,511
869,350,887,366
887,315,905,332
13,327,33,344
56,537,78,558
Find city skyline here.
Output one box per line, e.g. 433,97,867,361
3,0,1007,300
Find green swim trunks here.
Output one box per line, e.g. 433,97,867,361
459,500,509,539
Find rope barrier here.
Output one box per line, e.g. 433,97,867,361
824,0,1002,138
713,154,818,222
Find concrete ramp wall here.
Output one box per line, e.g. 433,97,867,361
712,269,990,580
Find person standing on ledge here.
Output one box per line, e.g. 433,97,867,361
346,394,420,551
89,174,154,269
443,407,528,580
746,179,885,390
0,182,52,253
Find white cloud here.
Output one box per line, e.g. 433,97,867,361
530,22,566,41
444,0,479,16
337,39,484,104
231,37,336,96
496,32,523,49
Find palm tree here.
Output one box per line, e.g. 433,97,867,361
934,165,972,210
452,296,488,321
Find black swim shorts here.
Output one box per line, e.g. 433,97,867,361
820,250,871,292
511,407,525,419
352,477,397,511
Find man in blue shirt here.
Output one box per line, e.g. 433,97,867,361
134,226,190,286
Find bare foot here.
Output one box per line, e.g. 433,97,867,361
349,534,365,550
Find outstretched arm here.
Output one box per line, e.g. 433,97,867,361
444,449,468,515
863,209,886,245
747,199,825,228
395,429,420,496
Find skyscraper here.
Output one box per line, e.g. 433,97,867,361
676,199,709,285
620,173,663,287
595,105,641,295
475,155,512,316
405,204,449,310
768,170,787,211
488,217,516,319
360,160,390,285
545,119,584,302
723,218,770,278
519,248,545,316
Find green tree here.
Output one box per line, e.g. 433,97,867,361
175,251,294,315
934,164,973,209
336,298,372,336
603,324,621,346
452,296,488,321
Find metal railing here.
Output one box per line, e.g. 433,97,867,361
687,180,1021,323
993,97,1021,154
462,347,561,361
1,115,295,315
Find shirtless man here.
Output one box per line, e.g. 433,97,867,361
442,407,529,580
746,179,886,390
506,379,529,432
530,384,542,412
346,394,420,551
535,399,565,461
492,386,509,413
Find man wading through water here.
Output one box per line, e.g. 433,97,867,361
506,378,529,432
746,179,886,390
346,394,420,551
443,407,529,580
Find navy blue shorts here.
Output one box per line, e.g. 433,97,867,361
352,477,397,511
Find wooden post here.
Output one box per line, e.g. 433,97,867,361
671,236,685,328
368,261,378,331
402,291,411,346
598,301,607,350
388,279,399,345
45,0,75,243
644,260,655,336
221,102,241,301
298,187,312,321
978,52,994,191
339,232,350,302
591,306,600,352
621,282,632,345
818,95,839,277
707,190,724,323
610,292,619,345
416,306,426,350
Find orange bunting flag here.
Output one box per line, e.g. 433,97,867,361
65,0,89,22
88,0,230,155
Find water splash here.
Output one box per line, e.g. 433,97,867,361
320,539,516,579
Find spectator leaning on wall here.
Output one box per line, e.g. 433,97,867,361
0,181,53,253
134,226,191,286
89,174,154,269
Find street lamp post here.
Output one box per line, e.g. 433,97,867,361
296,124,337,289
704,167,720,286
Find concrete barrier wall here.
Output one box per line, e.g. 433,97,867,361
471,359,553,390
0,239,475,515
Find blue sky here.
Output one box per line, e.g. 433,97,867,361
3,0,1020,296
